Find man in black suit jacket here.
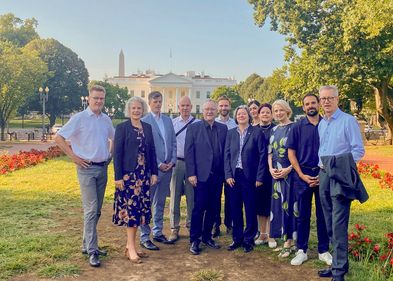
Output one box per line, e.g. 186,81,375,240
185,100,228,255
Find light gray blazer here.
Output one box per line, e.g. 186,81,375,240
142,112,177,168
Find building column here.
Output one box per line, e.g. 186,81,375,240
162,87,166,113
175,88,179,108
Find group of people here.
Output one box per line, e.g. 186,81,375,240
55,84,368,281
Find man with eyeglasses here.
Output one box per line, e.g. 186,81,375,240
317,85,368,281
185,100,228,255
55,85,115,267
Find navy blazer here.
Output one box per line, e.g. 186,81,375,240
113,120,158,181
185,120,228,182
224,125,268,183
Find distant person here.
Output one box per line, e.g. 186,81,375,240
268,99,296,257
224,105,267,253
168,96,199,243
214,95,236,236
248,100,261,126
317,86,368,281
185,100,228,255
254,103,274,246
112,97,158,264
287,93,331,266
54,85,114,267
139,91,177,250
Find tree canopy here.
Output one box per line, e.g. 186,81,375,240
211,86,245,112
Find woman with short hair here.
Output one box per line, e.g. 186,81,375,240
113,97,158,264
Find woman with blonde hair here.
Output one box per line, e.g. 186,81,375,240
268,99,297,258
113,96,158,264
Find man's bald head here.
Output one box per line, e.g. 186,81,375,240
178,95,192,119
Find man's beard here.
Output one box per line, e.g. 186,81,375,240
306,108,318,117
220,110,229,117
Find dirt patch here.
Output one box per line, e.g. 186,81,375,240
363,151,393,173
11,204,324,281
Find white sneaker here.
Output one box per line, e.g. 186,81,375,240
290,249,308,266
319,252,333,266
268,240,277,249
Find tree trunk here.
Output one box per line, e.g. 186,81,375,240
374,81,393,145
0,125,5,141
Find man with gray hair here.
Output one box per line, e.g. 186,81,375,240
55,85,114,267
185,100,228,255
168,96,199,243
317,85,368,281
140,91,177,250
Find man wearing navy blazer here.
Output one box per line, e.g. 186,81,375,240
185,100,228,255
140,91,177,250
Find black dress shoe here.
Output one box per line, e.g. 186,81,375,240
203,239,221,249
153,234,173,244
82,249,107,256
140,240,160,251
89,253,100,267
227,241,242,251
212,226,221,238
318,268,332,278
243,243,254,253
190,241,201,255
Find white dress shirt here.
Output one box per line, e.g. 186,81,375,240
57,107,115,162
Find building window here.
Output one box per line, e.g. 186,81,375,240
196,91,200,99
206,91,211,99
141,90,145,98
196,105,200,113
129,90,134,97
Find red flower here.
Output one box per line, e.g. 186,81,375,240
380,254,387,261
390,257,393,266
373,244,380,252
363,237,372,244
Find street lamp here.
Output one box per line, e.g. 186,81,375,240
39,86,49,141
81,96,88,110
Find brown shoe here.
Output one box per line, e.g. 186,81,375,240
168,229,179,243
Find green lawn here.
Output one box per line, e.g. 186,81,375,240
1,157,393,280
8,118,125,128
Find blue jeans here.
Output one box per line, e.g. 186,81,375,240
140,169,172,242
77,164,108,254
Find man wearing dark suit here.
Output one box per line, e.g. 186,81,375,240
185,100,228,255
224,105,267,253
140,91,177,250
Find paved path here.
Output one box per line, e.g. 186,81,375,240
0,140,56,155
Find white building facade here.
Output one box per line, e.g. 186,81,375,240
106,52,236,113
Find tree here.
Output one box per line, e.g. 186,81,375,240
211,86,245,112
0,13,39,47
238,73,264,101
24,38,89,127
89,80,129,119
249,0,393,142
0,41,46,140
256,67,287,103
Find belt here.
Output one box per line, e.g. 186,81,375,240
300,165,320,171
177,157,185,161
91,161,106,166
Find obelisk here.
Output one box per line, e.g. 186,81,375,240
119,50,125,77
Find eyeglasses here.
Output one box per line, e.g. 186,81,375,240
91,97,105,101
320,96,336,102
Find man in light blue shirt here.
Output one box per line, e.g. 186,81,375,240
317,85,365,281
55,85,115,268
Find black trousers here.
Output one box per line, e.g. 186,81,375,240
230,169,257,245
214,182,232,229
190,174,222,243
319,168,351,279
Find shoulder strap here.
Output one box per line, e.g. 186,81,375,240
176,117,196,136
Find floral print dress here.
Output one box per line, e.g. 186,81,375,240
112,126,152,227
269,123,298,240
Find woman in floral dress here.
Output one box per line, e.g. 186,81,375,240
113,97,158,264
268,99,297,258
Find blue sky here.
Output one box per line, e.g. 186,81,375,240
1,0,286,82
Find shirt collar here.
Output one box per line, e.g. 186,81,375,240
151,111,161,120
204,120,216,128
324,108,342,120
86,106,102,117
304,115,322,125
237,124,249,134
180,115,193,123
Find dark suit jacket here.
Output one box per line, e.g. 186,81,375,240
224,125,268,183
320,153,368,203
185,120,228,182
114,120,158,181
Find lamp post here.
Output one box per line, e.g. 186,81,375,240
39,86,49,141
81,96,88,110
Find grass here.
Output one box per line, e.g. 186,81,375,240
8,118,126,129
1,151,393,280
365,145,393,156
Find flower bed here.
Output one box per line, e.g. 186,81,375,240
0,146,65,175
358,161,393,190
349,224,393,278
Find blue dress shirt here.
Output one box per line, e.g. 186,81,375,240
318,109,364,166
